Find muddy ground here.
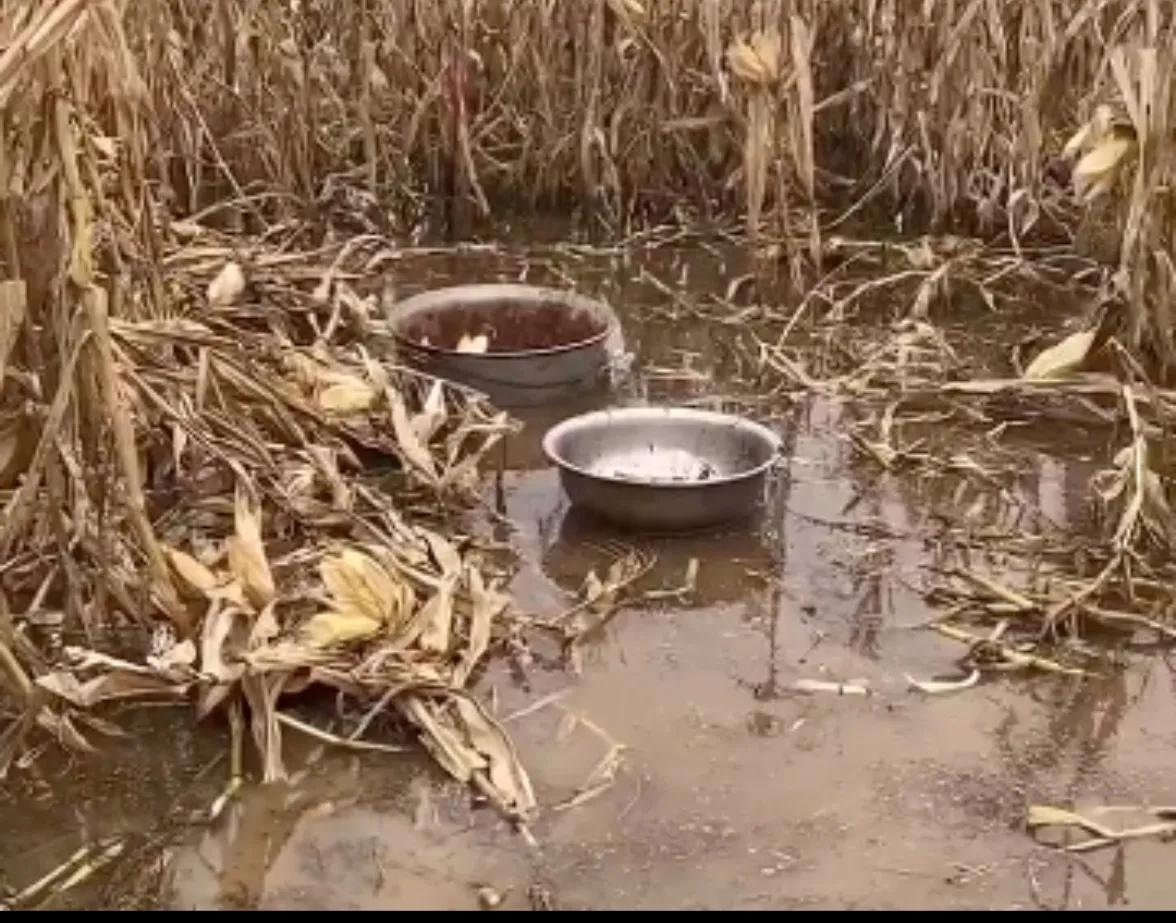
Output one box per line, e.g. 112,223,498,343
2,234,1174,910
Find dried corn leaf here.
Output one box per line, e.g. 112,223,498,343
200,605,245,684
63,648,156,677
403,696,486,782
790,678,870,696
248,602,281,649
1140,466,1173,543
1082,172,1118,201
422,528,463,578
905,670,980,694
169,220,205,240
38,712,96,755
1023,329,1096,380
1073,135,1135,201
165,546,220,595
227,487,275,610
453,567,505,688
1061,124,1092,160
206,579,249,609
317,375,377,414
1029,804,1093,829
305,445,352,511
727,30,781,85
36,670,188,708
146,639,197,677
0,280,26,385
454,695,537,815
605,0,647,27
242,673,286,783
438,411,511,493
1028,804,1116,838
1028,803,1176,853
369,61,389,93
411,381,448,444
1062,105,1114,159
389,387,438,482
284,351,322,390
582,570,606,610
207,261,246,307
417,578,456,653
380,575,446,651
934,623,1088,676
301,609,383,648
0,417,32,488
1074,136,1130,174
71,712,128,740
321,547,407,627
440,451,489,495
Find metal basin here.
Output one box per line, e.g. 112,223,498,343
542,407,783,531
387,283,620,407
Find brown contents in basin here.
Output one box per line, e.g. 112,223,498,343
400,301,605,353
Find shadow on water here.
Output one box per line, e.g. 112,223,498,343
4,232,1175,910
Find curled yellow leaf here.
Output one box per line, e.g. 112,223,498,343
606,0,646,24
1024,329,1096,381
316,375,377,414
1073,132,1136,202
320,547,409,628
726,30,781,86
1062,104,1114,160
207,261,246,307
301,609,382,648
227,487,275,610
165,546,220,595
284,351,322,390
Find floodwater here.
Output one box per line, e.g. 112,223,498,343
3,236,1175,910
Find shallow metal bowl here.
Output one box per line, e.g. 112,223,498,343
387,283,620,407
542,407,783,531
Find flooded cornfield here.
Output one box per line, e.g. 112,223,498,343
10,0,1176,910
3,230,1174,911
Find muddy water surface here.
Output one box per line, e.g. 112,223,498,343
3,238,1175,910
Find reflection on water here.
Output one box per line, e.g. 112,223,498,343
541,506,775,608
490,392,616,474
